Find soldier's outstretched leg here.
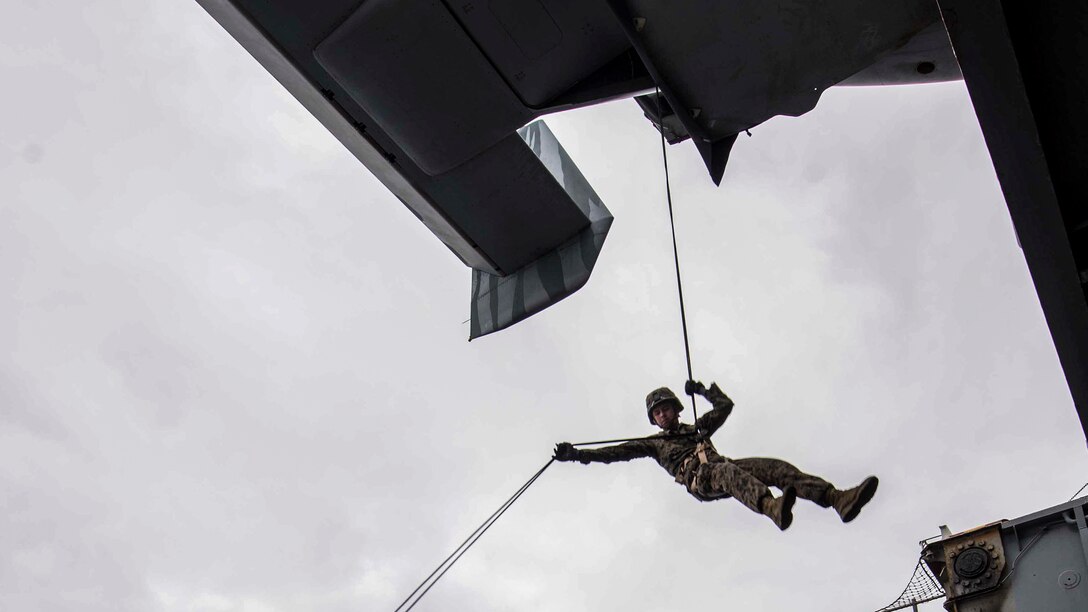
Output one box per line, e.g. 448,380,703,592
732,458,878,523
693,460,795,530
731,458,832,504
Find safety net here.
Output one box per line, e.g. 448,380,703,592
873,557,946,611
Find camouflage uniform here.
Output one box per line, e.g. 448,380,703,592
572,383,834,514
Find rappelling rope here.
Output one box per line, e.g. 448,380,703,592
391,459,554,612
389,433,697,611
571,432,695,446
655,87,699,424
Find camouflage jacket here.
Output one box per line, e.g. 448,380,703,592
574,383,734,484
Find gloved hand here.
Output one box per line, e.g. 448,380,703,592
553,442,579,462
685,379,707,396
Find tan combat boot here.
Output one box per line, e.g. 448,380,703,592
827,476,879,523
760,486,796,531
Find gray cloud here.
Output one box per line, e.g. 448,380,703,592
2,3,1086,612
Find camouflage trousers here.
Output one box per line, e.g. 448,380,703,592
689,457,833,513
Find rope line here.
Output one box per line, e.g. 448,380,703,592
392,459,554,612
997,522,1054,587
655,87,698,423
571,432,696,446
1069,481,1088,501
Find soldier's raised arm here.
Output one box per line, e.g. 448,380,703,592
687,380,735,436
553,439,655,465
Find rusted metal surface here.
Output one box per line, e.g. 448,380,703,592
924,524,1007,608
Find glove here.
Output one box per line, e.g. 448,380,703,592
553,442,579,462
685,380,707,396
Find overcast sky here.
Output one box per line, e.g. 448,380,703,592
4,3,1087,612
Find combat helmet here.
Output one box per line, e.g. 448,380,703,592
645,386,683,424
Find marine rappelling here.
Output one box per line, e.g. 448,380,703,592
553,379,879,531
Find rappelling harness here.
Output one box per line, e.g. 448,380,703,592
679,438,732,502
677,438,713,484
